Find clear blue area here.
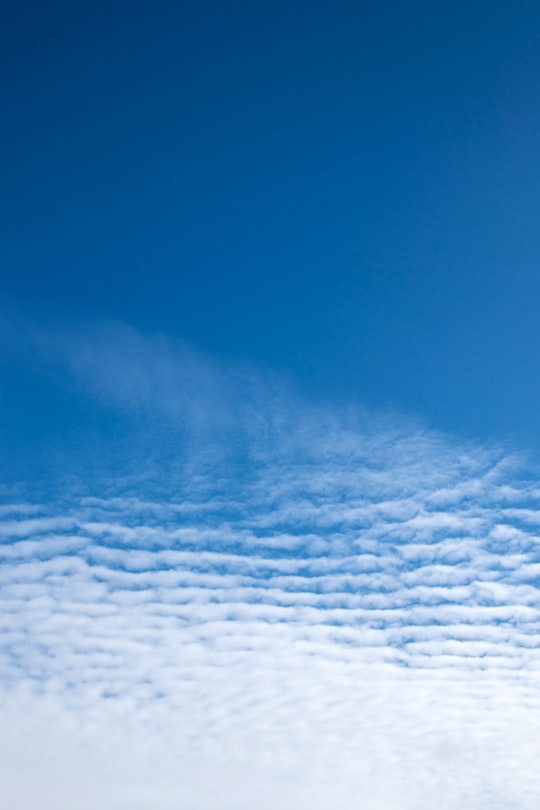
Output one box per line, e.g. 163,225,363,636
2,0,540,453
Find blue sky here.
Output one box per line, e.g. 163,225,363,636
2,2,540,808
3,0,540,447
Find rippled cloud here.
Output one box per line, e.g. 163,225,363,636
1,321,539,809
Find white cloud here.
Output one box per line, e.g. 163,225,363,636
1,322,540,808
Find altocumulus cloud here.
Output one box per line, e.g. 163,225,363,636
1,321,540,809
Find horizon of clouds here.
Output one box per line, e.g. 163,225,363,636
1,317,540,809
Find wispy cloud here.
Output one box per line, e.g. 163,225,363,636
1,321,540,809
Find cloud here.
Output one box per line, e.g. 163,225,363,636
1,320,540,808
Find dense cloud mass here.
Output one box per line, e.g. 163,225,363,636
1,324,540,809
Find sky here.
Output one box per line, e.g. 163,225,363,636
2,2,540,808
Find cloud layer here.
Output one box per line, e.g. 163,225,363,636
1,322,540,809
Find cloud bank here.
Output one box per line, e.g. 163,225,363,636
1,321,540,809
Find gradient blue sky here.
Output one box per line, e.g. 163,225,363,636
3,0,540,449
2,3,540,809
